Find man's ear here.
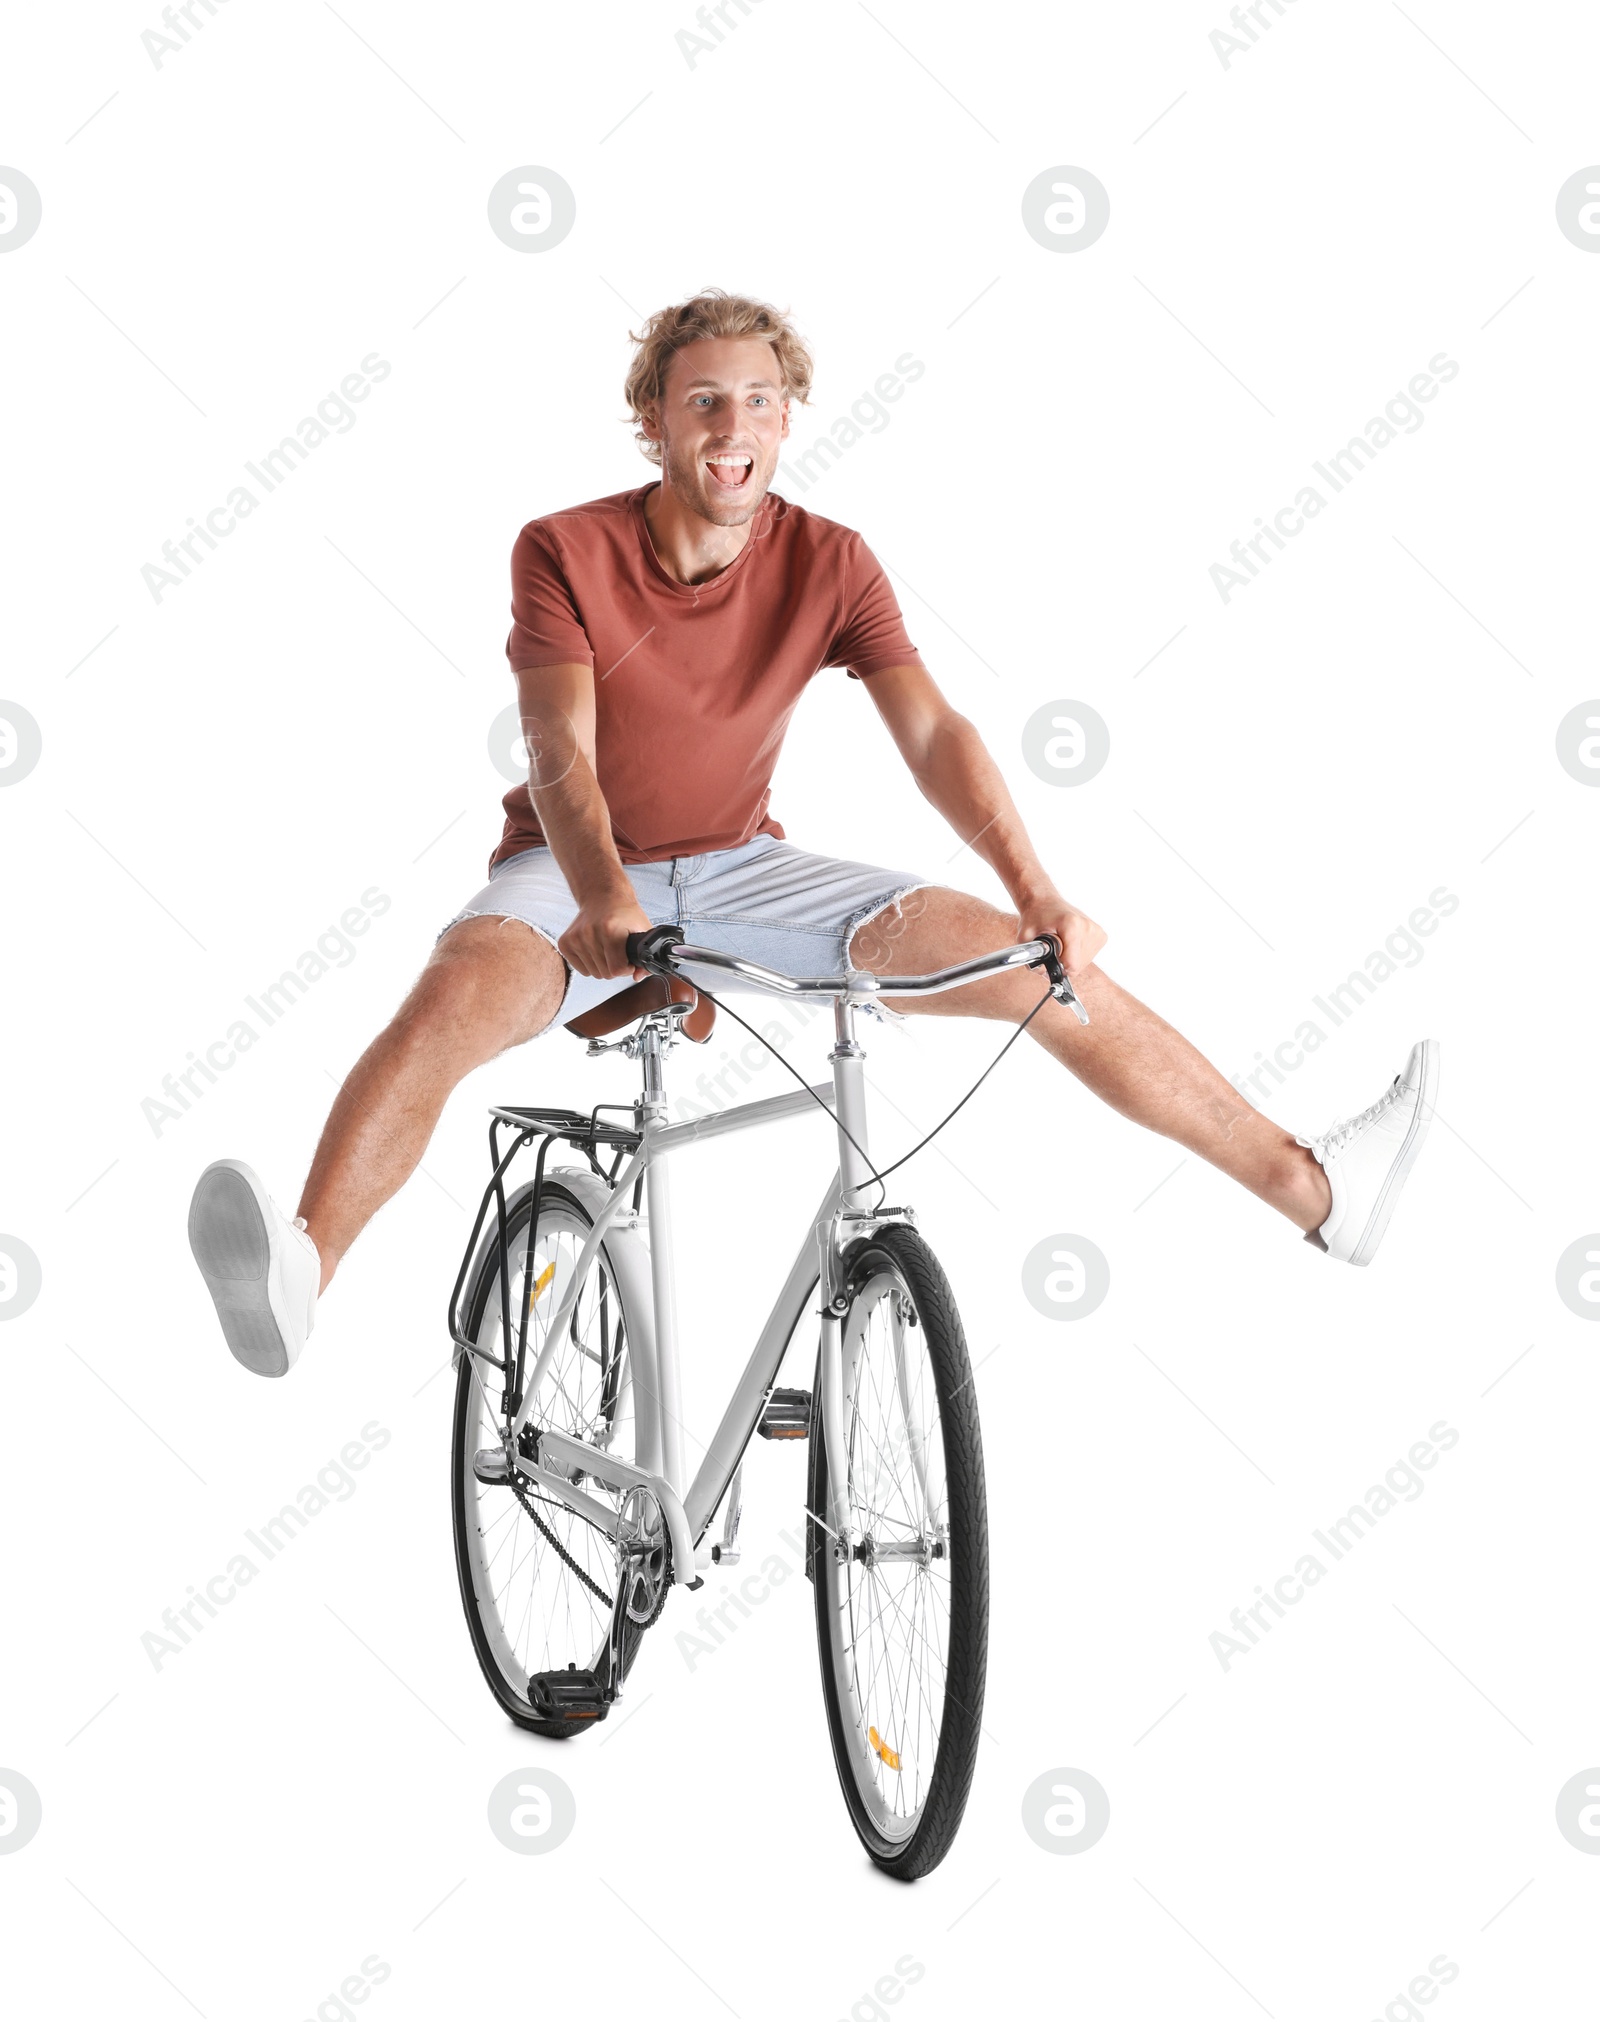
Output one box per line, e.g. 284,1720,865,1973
779,399,791,441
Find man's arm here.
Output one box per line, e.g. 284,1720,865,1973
862,663,1108,975
514,662,649,979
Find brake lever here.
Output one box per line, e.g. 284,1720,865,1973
1038,937,1091,1027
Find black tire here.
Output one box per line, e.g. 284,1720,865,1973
450,1177,645,1737
807,1224,988,1879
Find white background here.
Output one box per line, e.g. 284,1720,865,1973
3,1,1598,2016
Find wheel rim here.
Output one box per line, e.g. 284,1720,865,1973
823,1265,952,1843
458,1201,634,1702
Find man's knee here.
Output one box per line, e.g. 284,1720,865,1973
849,885,1004,972
401,917,565,1057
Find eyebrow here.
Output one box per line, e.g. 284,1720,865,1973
679,376,781,392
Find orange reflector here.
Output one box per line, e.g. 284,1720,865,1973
529,1261,555,1304
869,1725,902,1771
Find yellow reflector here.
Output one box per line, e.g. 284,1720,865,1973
529,1261,555,1303
869,1725,902,1772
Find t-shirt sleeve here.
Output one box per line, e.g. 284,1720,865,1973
506,522,595,671
826,534,923,679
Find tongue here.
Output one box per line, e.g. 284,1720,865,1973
709,461,748,488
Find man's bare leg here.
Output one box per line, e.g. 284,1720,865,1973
297,917,567,1289
850,887,1332,1233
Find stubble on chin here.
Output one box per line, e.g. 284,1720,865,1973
660,440,770,531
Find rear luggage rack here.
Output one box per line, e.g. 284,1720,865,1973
488,1105,641,1153
447,1105,642,1380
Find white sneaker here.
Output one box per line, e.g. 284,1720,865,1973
1297,1039,1439,1266
188,1160,319,1376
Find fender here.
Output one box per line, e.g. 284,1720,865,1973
452,1164,666,1488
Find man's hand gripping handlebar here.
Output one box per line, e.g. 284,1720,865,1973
626,925,1089,1025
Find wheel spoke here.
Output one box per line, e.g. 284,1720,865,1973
457,1200,638,1704
821,1259,970,1848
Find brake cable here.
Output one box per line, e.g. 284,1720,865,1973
688,978,1057,1210
496,966,1055,1588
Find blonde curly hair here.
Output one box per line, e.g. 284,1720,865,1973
624,287,814,464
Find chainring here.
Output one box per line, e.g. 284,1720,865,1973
617,1485,671,1627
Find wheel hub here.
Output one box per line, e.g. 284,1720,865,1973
852,1531,947,1568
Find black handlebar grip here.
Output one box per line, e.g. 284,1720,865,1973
1035,932,1090,1024
625,925,685,975
1036,932,1068,991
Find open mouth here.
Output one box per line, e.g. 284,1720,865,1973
705,453,754,492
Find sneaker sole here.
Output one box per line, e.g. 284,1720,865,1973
188,1164,291,1377
1347,1039,1439,1267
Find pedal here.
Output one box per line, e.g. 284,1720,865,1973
526,1663,610,1723
758,1387,811,1440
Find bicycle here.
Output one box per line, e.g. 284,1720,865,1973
446,923,1087,1878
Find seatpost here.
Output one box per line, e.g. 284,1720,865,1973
637,1020,687,1494
830,980,875,1214
638,1016,667,1109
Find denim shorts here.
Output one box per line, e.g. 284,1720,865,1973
442,833,928,1025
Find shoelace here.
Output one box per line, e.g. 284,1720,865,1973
1298,1074,1402,1161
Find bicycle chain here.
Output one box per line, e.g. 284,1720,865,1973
507,1472,615,1611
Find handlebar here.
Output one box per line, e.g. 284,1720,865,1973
624,925,1090,1025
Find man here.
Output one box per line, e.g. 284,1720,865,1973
188,288,1437,1376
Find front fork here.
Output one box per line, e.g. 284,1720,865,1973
816,1309,850,1552
814,989,877,1556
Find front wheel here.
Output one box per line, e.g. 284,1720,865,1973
808,1224,989,1879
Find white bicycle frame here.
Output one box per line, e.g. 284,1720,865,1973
488,938,1080,1590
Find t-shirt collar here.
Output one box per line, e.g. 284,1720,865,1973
631,481,774,597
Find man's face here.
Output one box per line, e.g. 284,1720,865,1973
645,336,791,527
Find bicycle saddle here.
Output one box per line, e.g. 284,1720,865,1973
564,974,716,1043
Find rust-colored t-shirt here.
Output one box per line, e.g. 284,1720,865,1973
490,484,922,869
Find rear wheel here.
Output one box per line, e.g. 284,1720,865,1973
450,1175,646,1735
808,1224,989,1878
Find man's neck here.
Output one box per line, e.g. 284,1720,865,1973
642,480,758,586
